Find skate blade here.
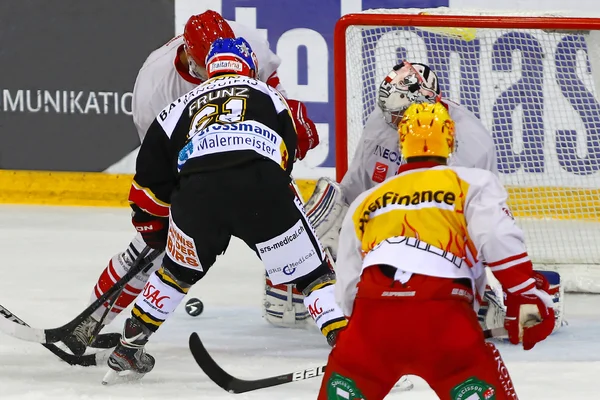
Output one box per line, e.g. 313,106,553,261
392,376,414,392
102,369,146,385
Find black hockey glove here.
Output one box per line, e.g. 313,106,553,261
131,207,169,249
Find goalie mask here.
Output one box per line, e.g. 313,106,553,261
378,61,442,128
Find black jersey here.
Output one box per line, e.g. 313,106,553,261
129,74,298,217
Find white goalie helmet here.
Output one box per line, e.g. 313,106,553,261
378,61,442,127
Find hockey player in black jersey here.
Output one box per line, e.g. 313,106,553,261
102,37,347,383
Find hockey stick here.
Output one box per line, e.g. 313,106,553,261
86,246,158,350
0,246,161,344
87,289,123,349
89,247,162,349
0,303,120,349
189,327,507,394
0,304,112,366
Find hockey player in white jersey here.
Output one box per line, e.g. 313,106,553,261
61,10,320,356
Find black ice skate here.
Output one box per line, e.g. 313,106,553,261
102,317,155,385
62,315,103,356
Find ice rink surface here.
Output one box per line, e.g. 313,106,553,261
1,205,599,399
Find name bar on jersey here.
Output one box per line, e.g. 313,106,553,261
177,121,285,171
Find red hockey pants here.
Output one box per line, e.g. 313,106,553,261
317,266,518,399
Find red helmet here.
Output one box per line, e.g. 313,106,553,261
183,10,235,68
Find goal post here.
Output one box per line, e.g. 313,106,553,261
334,9,600,292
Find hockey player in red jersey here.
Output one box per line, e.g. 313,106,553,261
317,103,556,400
61,10,320,356
101,37,346,383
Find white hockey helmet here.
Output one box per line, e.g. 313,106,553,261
377,61,442,127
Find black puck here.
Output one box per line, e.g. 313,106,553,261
185,298,204,317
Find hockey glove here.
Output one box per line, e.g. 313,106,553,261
303,283,348,347
287,99,319,160
504,271,555,350
132,207,169,250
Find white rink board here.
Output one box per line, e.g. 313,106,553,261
0,205,599,399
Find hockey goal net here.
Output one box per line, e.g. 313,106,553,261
334,9,600,293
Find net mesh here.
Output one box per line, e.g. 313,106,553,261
341,9,600,292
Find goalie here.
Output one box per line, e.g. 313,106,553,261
264,61,564,340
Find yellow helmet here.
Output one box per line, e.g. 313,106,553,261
398,102,455,160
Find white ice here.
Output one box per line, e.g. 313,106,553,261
0,205,599,399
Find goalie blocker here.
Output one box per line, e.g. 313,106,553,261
263,178,565,336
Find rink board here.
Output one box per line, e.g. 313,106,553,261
1,169,599,220
0,170,317,207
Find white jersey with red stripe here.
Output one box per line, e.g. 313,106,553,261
340,100,498,205
335,162,534,317
132,20,284,142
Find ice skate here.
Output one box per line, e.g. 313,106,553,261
62,315,103,356
102,317,155,385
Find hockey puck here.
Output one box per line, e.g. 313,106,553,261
185,298,204,317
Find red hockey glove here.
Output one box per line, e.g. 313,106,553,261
132,208,169,250
504,271,555,350
287,99,319,160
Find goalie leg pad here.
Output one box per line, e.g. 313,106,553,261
537,270,565,332
478,285,506,333
304,178,349,260
263,275,311,328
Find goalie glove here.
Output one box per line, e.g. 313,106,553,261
504,271,555,350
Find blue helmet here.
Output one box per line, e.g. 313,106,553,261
205,37,258,79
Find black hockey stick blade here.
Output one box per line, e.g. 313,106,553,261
189,332,325,394
1,303,112,366
0,246,160,344
189,328,506,394
42,342,112,367
89,332,121,349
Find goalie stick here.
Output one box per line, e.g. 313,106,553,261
0,304,113,367
188,328,507,394
0,246,161,344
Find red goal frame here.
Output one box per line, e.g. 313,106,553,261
333,13,600,182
